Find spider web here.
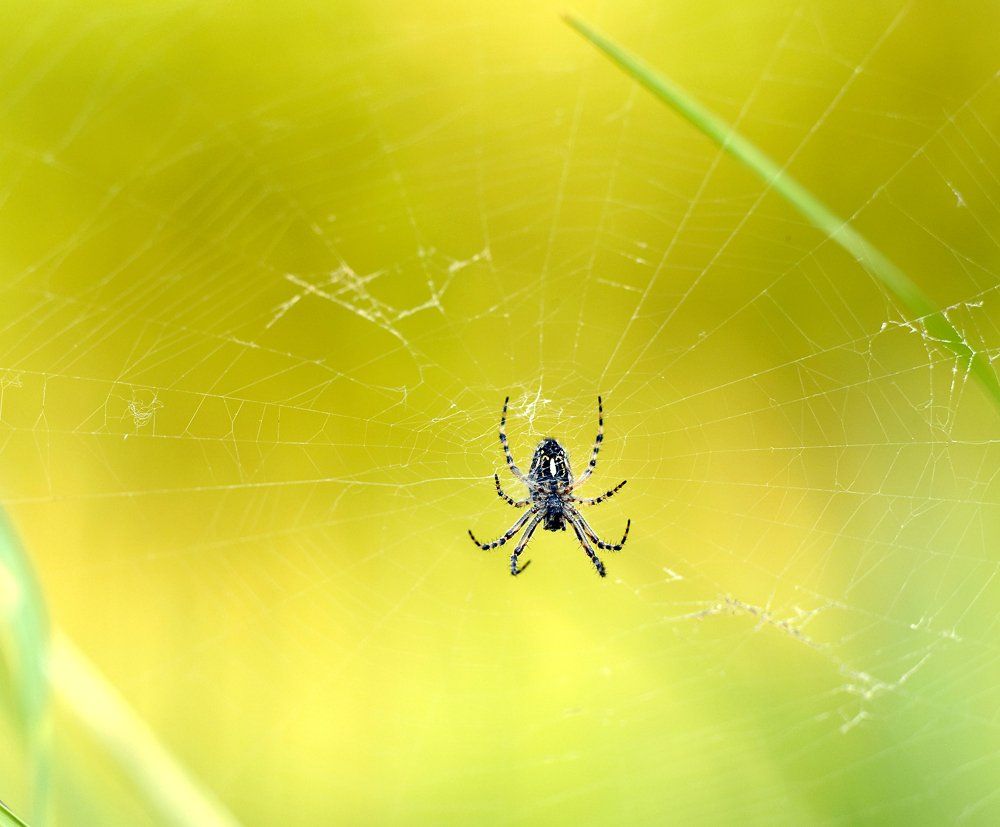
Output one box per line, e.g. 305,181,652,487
2,0,1000,824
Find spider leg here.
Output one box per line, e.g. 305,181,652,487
571,479,627,506
567,515,606,577
570,509,630,551
494,472,529,507
573,395,604,487
469,509,534,550
510,514,542,576
499,396,527,482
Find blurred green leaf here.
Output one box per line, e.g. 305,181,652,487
564,13,1000,411
48,636,244,827
0,507,241,826
0,509,50,824
0,798,29,827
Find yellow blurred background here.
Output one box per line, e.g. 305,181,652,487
1,0,1000,824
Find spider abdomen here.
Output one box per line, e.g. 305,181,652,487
528,438,573,486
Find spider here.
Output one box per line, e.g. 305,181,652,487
468,396,630,577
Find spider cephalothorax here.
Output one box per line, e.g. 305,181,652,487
468,397,630,577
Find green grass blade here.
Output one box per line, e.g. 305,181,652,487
0,509,50,825
0,509,242,827
564,14,1000,410
48,635,244,827
0,799,30,827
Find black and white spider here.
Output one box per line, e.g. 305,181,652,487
468,396,630,577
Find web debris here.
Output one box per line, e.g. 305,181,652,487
876,295,1000,431
126,391,163,433
267,247,490,345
